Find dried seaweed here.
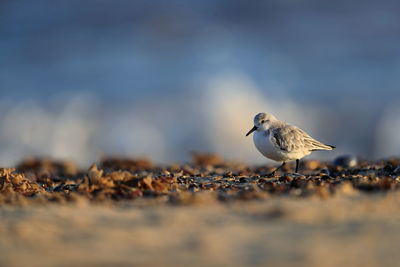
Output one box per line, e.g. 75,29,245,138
1,155,400,205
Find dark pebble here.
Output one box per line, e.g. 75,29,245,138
383,164,395,172
239,177,248,183
188,184,199,191
334,155,357,168
52,184,65,192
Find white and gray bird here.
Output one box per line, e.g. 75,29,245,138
246,112,335,175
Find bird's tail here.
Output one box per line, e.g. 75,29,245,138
311,143,335,151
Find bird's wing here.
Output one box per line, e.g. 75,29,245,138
270,126,305,152
270,125,333,152
295,127,335,151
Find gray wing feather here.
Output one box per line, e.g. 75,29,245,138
270,125,332,152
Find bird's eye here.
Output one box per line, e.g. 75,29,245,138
261,120,265,123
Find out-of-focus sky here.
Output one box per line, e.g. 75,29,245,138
1,0,400,166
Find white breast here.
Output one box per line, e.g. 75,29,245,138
253,130,286,162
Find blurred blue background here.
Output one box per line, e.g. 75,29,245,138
1,0,400,166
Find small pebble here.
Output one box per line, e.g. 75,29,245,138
320,169,331,176
224,171,233,178
279,176,293,182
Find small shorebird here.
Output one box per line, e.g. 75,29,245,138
246,112,335,176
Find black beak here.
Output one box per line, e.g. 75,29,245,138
246,125,258,136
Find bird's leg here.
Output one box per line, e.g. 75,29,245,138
267,162,286,177
295,159,300,173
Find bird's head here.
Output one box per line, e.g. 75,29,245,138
246,112,277,136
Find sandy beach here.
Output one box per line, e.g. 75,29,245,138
1,157,400,266
1,192,400,267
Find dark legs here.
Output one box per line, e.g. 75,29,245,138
268,162,286,177
295,159,300,173
267,160,300,177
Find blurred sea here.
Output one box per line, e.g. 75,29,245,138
1,0,400,165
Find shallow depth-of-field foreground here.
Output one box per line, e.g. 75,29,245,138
1,155,400,266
